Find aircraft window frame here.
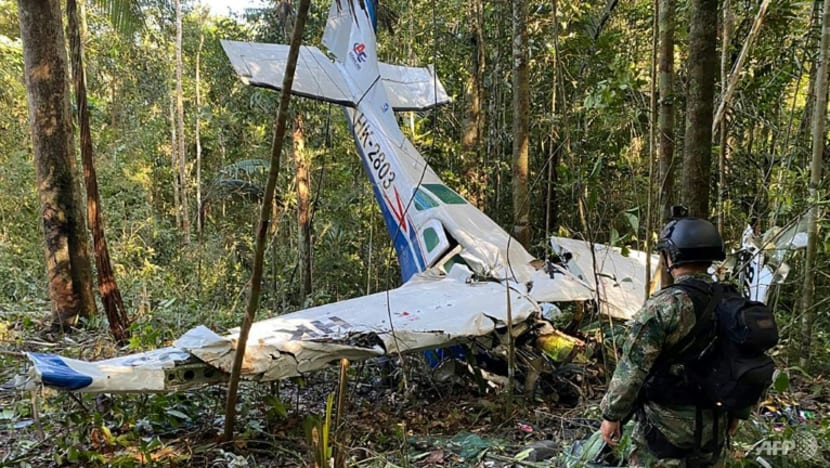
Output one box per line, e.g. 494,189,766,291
423,184,467,205
423,227,440,252
413,188,439,211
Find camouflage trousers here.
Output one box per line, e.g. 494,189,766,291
626,419,724,468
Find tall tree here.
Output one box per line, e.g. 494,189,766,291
293,114,312,302
224,0,311,442
797,1,824,161
17,0,97,327
657,0,676,287
195,12,205,238
800,0,830,368
657,0,675,223
66,0,129,343
175,0,190,244
547,0,563,237
461,0,485,208
170,94,181,229
646,0,659,293
716,0,733,232
512,0,531,248
682,0,718,218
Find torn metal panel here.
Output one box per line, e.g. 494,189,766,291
738,221,807,304
549,237,660,320
527,264,596,304
180,272,539,382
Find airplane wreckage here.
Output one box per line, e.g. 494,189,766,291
24,0,806,395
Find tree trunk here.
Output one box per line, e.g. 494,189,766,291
170,94,181,229
798,1,824,166
175,0,190,244
682,0,717,218
67,0,129,343
658,0,675,224
196,24,204,238
512,0,531,248
294,114,312,302
223,0,311,442
658,0,676,287
18,0,97,328
546,0,562,238
800,0,830,368
712,0,772,133
646,0,659,295
462,0,485,208
717,0,733,232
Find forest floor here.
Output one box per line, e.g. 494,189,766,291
2,309,830,467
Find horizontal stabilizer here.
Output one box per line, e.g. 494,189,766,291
221,40,356,106
221,40,450,111
378,63,450,111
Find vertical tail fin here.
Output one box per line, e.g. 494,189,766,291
322,0,381,103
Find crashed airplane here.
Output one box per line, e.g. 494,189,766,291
24,0,792,395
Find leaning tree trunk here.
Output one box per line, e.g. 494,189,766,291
18,0,97,328
683,0,718,218
800,0,830,369
293,114,312,302
712,0,772,133
67,0,129,343
223,0,311,442
511,0,531,248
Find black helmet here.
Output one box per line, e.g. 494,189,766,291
656,217,725,267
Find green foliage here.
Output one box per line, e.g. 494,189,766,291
304,393,335,467
2,0,830,462
89,0,145,36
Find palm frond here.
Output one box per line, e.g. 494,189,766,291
89,0,145,36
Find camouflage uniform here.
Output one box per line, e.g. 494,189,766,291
600,272,727,467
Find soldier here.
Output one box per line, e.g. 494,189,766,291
599,216,742,467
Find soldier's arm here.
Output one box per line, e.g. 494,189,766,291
599,291,685,421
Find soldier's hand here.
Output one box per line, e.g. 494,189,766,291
600,419,621,446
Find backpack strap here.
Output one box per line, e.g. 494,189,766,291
673,280,727,458
645,281,720,403
644,279,729,458
666,280,723,359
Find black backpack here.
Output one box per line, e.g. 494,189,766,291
645,279,779,413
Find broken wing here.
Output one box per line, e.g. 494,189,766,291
27,272,538,392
